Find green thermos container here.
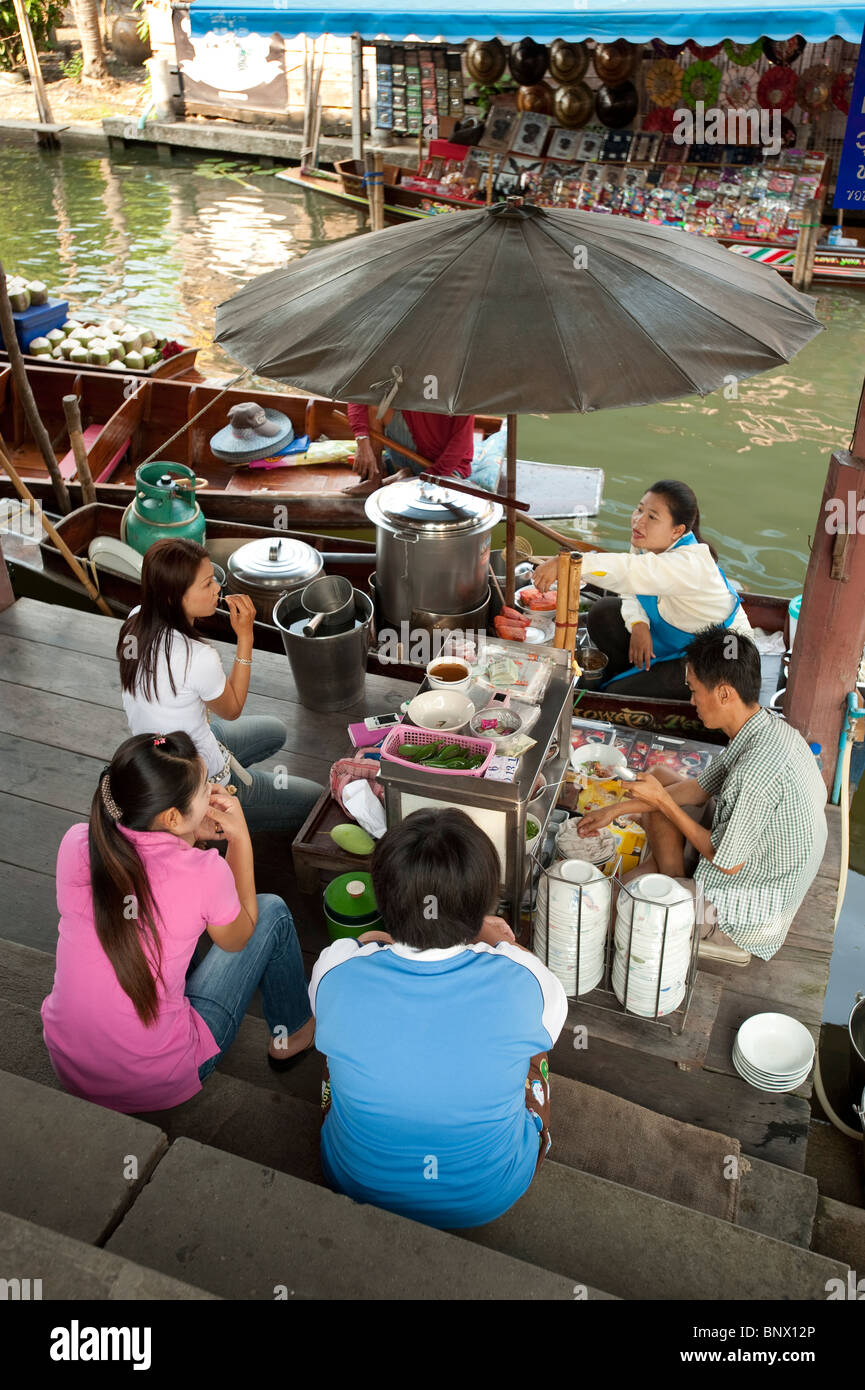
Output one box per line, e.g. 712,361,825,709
122,462,206,556
323,873,383,942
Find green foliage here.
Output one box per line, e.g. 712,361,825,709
131,0,149,44
61,51,83,81
0,0,65,71
466,79,518,115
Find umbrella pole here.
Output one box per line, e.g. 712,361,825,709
505,413,517,607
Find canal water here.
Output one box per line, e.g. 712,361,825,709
2,141,862,1049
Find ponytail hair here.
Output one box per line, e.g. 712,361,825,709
647,480,719,562
117,539,210,700
88,732,204,1026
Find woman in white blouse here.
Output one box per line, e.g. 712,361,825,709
116,539,322,832
534,480,753,700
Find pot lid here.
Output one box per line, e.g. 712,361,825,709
365,478,501,533
324,871,379,922
227,536,323,589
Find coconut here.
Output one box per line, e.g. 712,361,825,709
60,339,76,359
26,280,48,306
46,328,65,347
108,358,127,371
124,350,145,370
120,330,142,353
105,317,125,334
140,347,158,368
51,345,65,358
139,328,157,348
8,286,30,312
87,337,106,353
62,320,82,337
103,338,124,360
90,347,110,366
69,346,90,364
28,336,52,356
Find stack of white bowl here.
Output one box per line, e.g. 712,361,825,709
612,874,695,1018
732,1012,815,1092
534,860,611,996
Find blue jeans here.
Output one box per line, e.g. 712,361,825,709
187,893,312,1081
209,713,322,833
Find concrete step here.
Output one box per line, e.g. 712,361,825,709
105,1136,605,1300
0,1069,167,1245
0,1209,220,1300
0,936,819,1248
811,1194,865,1272
459,1161,849,1301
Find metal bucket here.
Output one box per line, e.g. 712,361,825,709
273,589,373,712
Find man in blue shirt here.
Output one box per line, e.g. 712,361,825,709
310,809,567,1230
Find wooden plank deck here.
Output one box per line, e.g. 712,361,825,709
0,596,840,1173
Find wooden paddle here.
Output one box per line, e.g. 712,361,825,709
0,444,113,616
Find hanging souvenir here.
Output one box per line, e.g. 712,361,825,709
651,39,685,60
509,37,548,86
832,70,854,114
681,60,722,110
723,38,765,67
517,83,554,114
465,39,506,85
553,81,594,129
720,66,759,110
595,80,639,129
593,39,639,85
642,106,676,134
797,64,835,114
549,38,588,84
685,40,723,61
644,58,683,108
763,35,806,66
780,115,798,147
757,64,798,112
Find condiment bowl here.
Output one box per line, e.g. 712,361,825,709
426,656,472,692
407,689,475,733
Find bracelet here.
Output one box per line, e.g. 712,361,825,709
234,657,253,666
356,434,369,440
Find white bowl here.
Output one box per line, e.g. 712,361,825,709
570,744,628,780
407,689,475,732
735,1013,816,1075
426,657,472,692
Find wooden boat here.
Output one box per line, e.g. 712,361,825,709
275,162,483,223
7,501,789,745
0,359,605,529
0,359,504,530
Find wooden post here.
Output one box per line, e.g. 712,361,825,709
792,198,820,292
11,0,59,148
0,533,15,612
62,394,96,506
504,412,517,606
486,153,494,206
365,148,384,231
784,448,865,792
350,34,364,162
0,261,71,514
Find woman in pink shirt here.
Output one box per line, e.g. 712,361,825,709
42,732,314,1114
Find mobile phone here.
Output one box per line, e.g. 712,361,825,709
364,712,403,730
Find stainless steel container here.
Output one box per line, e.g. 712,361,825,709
365,478,502,626
225,536,323,623
273,589,373,711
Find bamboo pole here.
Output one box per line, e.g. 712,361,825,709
0,261,71,514
552,549,570,650
420,471,601,553
12,0,58,146
565,551,583,660
0,444,113,616
62,395,96,506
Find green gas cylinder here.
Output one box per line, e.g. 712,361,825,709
122,462,206,556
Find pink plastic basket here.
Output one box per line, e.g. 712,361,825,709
380,727,496,777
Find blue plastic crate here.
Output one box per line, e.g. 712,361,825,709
0,298,69,353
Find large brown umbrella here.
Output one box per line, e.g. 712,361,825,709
215,200,821,596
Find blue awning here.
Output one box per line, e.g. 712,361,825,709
186,2,865,44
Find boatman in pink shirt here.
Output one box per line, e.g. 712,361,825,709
345,402,474,496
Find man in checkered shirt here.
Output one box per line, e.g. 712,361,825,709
580,627,828,960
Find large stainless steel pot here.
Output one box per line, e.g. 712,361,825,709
225,536,323,622
364,478,502,627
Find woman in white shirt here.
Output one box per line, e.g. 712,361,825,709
116,539,322,832
534,480,752,700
